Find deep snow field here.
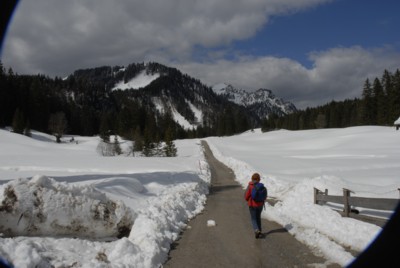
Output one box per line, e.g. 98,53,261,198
1,126,399,267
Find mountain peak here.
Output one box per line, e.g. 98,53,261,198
212,83,296,118
212,83,230,92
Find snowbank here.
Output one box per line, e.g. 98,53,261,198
0,175,133,238
0,130,211,267
205,126,398,266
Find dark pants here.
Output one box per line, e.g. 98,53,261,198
249,206,263,232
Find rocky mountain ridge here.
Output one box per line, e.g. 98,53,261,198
212,83,297,118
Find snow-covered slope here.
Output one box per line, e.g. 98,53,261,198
112,70,160,90
152,97,203,130
212,83,297,118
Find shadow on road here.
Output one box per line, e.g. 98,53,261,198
264,228,288,236
209,184,241,194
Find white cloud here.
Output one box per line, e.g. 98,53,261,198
2,0,399,109
2,0,331,76
175,46,400,109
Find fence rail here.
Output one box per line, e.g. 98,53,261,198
314,188,399,218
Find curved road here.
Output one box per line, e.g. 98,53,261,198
163,141,340,267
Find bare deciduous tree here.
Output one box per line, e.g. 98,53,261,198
48,112,67,143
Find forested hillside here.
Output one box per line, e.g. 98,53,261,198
2,60,398,145
0,62,259,147
261,69,400,131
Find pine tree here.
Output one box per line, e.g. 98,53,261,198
142,127,153,157
154,140,163,156
392,70,400,122
12,108,25,134
99,113,111,142
0,62,8,127
361,79,374,124
164,127,177,157
133,126,143,153
314,113,326,129
385,69,400,123
373,78,386,125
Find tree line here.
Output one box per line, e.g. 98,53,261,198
261,69,400,131
0,62,255,157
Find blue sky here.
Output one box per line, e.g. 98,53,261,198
2,0,400,108
237,0,400,68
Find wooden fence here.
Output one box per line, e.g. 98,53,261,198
314,188,399,218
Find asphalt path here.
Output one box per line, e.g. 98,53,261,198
163,141,341,267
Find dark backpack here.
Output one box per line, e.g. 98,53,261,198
251,182,267,202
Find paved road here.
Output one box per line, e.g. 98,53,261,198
163,141,340,267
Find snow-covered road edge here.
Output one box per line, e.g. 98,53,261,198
0,143,212,268
204,139,380,267
128,148,211,267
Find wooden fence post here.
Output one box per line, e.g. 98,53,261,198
314,188,319,204
323,189,328,205
343,188,351,217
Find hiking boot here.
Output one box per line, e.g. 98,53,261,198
255,230,261,238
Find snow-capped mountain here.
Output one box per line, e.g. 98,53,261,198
67,63,296,134
212,83,297,118
2,60,297,139
68,62,260,135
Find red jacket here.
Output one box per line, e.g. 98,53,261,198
245,181,265,207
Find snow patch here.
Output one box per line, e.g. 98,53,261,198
187,101,203,124
172,108,195,130
207,220,216,227
112,70,160,90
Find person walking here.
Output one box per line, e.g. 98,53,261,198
244,172,267,238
